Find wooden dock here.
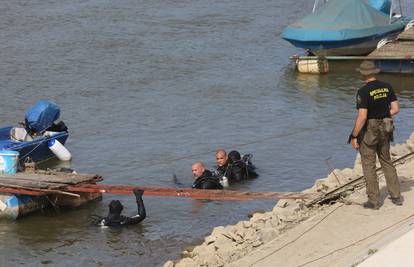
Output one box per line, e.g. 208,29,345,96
368,24,414,73
0,170,103,219
369,25,414,58
0,171,102,196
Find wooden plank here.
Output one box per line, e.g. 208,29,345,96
368,27,414,57
0,183,80,197
398,27,414,41
0,171,101,190
0,178,68,190
0,172,101,185
369,41,414,57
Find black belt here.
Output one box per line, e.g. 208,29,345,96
368,117,389,120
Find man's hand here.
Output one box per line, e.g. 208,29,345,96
351,138,359,149
133,189,144,199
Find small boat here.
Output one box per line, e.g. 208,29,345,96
0,100,70,164
0,126,69,164
0,100,76,219
282,0,410,56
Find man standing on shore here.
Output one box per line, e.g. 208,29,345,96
350,60,402,210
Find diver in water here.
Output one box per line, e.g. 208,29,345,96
214,149,230,187
191,161,223,190
98,189,146,226
224,150,258,183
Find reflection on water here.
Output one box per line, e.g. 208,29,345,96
0,0,414,266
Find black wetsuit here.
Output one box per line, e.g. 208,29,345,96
215,164,228,178
99,194,146,226
192,170,223,189
226,161,258,182
216,151,258,183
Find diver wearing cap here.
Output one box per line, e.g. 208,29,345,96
98,189,146,226
192,161,223,190
226,150,258,182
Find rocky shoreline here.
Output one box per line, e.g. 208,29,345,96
164,133,414,267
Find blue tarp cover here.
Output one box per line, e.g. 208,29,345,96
368,0,391,14
282,0,405,42
25,100,60,133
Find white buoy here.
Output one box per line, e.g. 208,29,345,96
296,59,329,74
48,139,72,161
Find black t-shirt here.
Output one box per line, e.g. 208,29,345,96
356,80,397,119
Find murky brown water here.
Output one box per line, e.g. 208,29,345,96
1,0,414,266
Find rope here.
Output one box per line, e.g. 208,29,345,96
250,203,344,266
18,141,43,162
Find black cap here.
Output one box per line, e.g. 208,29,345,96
108,200,123,215
228,150,241,162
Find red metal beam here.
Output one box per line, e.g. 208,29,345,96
66,184,318,201
0,184,319,201
0,187,46,196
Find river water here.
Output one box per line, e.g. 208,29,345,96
1,0,414,266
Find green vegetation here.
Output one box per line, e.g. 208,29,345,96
368,248,378,255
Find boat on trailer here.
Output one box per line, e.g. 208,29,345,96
282,0,410,56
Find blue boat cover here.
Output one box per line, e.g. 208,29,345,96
282,0,405,43
25,100,60,133
368,0,391,14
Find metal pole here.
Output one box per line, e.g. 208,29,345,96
312,0,319,13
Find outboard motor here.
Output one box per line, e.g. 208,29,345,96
25,100,61,135
25,100,72,161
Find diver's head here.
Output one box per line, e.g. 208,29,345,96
215,149,227,167
192,161,205,178
108,200,124,215
228,150,241,163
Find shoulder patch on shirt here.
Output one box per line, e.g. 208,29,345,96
357,94,362,105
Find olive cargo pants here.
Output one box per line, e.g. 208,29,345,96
359,119,400,204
